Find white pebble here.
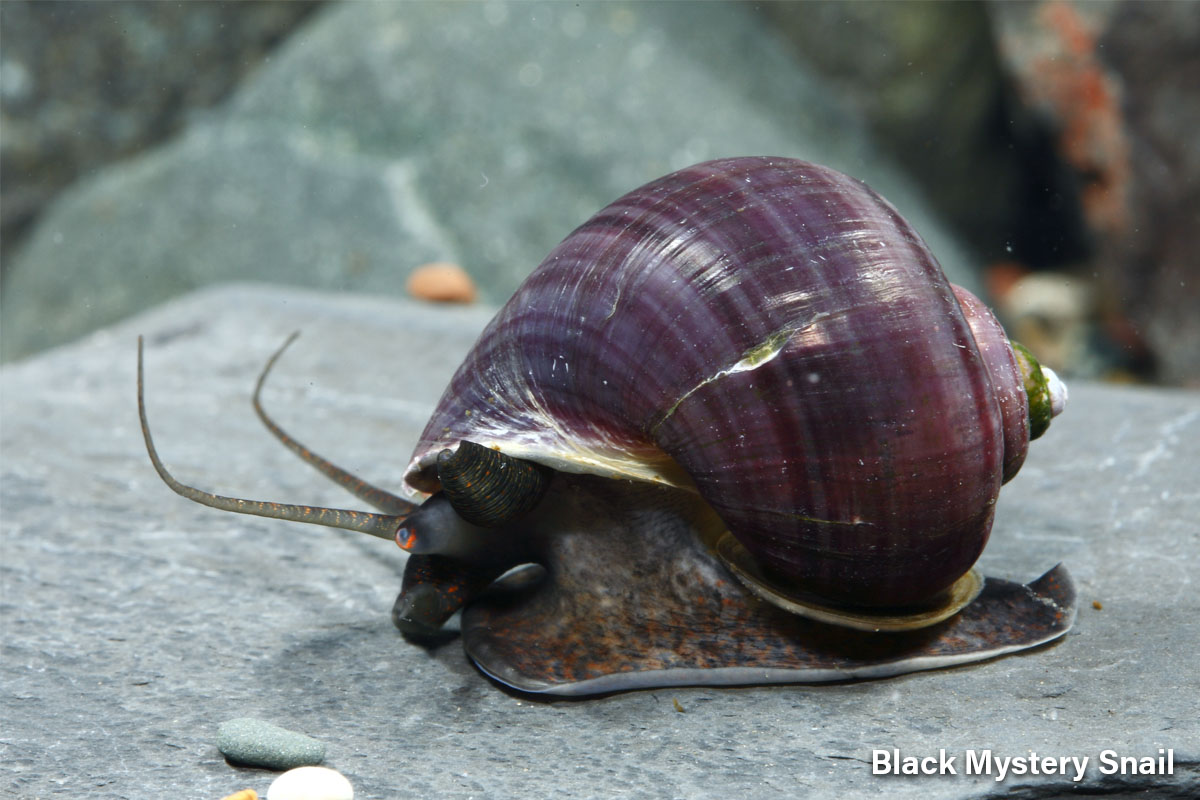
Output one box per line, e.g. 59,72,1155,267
267,766,354,800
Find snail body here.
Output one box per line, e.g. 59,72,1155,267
138,157,1074,695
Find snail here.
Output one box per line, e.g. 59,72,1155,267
138,157,1076,696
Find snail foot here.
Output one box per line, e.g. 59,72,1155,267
715,532,984,632
461,547,1076,696
458,476,1077,695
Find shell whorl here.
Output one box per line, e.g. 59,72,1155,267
406,157,1025,609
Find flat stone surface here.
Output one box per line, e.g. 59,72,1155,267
2,284,1197,799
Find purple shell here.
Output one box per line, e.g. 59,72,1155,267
404,157,1029,608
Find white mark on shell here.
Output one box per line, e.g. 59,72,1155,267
650,312,829,434
603,282,622,320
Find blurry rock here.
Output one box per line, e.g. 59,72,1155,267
1099,1,1200,386
989,1,1129,237
994,271,1094,376
991,0,1200,385
762,1,1087,267
2,1,981,363
989,261,1155,383
406,262,476,304
0,0,322,275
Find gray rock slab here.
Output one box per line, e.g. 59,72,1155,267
2,284,1197,799
2,0,980,363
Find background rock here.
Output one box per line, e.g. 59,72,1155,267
1091,2,1200,387
1,0,978,363
763,1,1087,268
4,0,1196,380
1,285,1197,798
0,0,323,275
990,0,1200,385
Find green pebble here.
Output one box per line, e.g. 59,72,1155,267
217,717,326,770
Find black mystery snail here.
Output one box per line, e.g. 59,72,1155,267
138,157,1075,695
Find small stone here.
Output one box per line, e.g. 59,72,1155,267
267,766,354,800
406,262,477,303
220,791,258,800
995,271,1094,373
217,718,326,770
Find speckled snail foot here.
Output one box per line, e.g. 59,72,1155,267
460,476,1075,694
137,157,1075,695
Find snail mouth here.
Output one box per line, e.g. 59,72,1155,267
715,532,983,632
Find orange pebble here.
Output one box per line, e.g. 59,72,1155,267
219,790,258,800
406,262,477,303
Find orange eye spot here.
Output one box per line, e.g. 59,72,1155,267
396,528,418,550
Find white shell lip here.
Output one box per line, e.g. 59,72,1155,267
1042,365,1068,418
405,435,696,495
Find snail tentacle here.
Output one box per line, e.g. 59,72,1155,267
137,337,406,541
252,331,416,516
393,553,528,638
436,440,553,527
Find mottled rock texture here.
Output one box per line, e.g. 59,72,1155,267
763,1,1086,267
991,0,1200,385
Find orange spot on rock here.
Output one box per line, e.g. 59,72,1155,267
407,262,478,303
220,791,258,800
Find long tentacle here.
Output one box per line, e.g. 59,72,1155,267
253,332,416,516
137,336,406,541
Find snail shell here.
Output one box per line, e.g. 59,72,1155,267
136,157,1073,695
405,157,1062,611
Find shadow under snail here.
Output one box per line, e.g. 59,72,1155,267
138,157,1076,696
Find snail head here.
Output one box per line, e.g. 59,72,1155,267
137,335,550,572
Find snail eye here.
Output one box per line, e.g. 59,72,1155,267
396,527,419,551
